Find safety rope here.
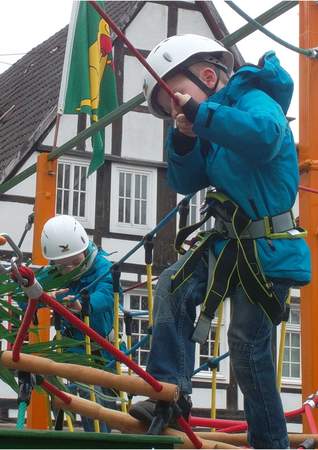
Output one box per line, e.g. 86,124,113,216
227,1,318,59
16,401,27,429
77,194,193,295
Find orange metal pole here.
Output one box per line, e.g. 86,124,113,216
299,1,318,432
27,152,57,429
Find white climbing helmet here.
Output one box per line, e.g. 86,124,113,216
41,215,89,261
143,34,234,118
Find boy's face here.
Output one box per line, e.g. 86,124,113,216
156,67,218,118
53,252,85,274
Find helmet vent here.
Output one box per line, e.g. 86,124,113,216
163,52,172,62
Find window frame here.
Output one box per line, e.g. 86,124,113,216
56,156,96,229
122,289,151,369
278,299,301,387
110,163,157,235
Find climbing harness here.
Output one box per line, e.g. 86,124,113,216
171,190,307,344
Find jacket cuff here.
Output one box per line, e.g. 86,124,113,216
182,98,200,123
172,129,196,155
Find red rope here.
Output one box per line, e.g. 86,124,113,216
191,396,318,434
88,1,179,104
177,416,202,449
304,404,318,433
42,292,163,392
7,296,12,351
189,416,245,428
40,379,72,404
123,277,159,293
12,298,38,362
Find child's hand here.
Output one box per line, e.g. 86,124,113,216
67,299,82,313
50,288,69,300
171,93,196,137
173,92,191,107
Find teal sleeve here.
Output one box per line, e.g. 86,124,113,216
193,89,288,165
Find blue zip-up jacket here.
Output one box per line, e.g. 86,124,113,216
166,51,311,284
62,243,115,357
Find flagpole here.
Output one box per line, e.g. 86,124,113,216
88,0,179,105
58,1,80,114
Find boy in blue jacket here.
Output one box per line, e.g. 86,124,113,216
129,34,311,449
41,214,116,432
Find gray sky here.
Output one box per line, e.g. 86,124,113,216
0,0,300,135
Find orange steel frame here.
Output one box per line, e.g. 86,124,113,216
27,153,57,429
299,1,318,431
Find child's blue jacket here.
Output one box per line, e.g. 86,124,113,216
62,243,115,358
166,51,311,284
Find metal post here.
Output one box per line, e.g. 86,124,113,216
299,0,318,431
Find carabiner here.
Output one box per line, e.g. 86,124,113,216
0,233,23,274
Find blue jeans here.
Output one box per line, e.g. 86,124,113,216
69,383,116,432
147,250,291,449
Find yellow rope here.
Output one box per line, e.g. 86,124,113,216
56,328,74,432
84,315,100,432
114,291,127,413
210,302,224,431
65,414,74,432
277,292,291,390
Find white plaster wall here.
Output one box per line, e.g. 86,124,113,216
125,3,168,51
177,9,215,37
281,391,302,412
104,124,113,155
0,202,34,254
43,114,78,147
120,272,138,282
123,55,146,103
0,379,16,399
287,423,302,432
122,111,163,162
193,387,227,409
44,114,113,155
6,152,37,197
101,237,145,266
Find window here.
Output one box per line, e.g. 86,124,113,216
281,302,301,383
110,164,157,235
123,292,151,367
56,158,96,228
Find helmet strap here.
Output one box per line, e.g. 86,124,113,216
180,66,221,97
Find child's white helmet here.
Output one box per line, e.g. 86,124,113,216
41,215,89,261
143,34,234,118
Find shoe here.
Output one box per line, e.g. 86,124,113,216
129,395,192,430
129,399,157,424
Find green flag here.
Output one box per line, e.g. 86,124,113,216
58,1,118,175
